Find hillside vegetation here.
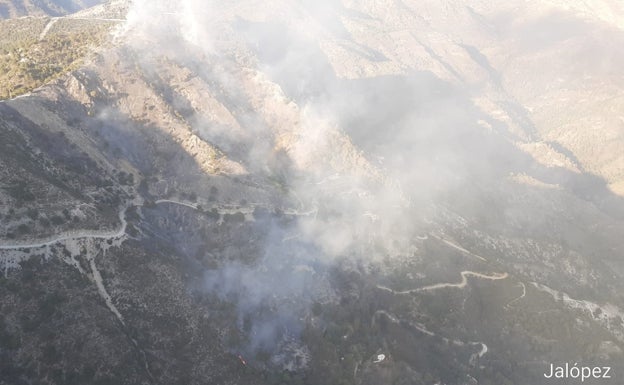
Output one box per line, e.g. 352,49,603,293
0,16,117,99
0,0,104,19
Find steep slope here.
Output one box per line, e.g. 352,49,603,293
1,1,624,385
0,15,119,100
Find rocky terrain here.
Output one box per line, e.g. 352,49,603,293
1,1,624,384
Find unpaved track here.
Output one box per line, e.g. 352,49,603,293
0,199,316,251
0,205,128,250
377,270,509,295
430,234,488,262
38,16,125,42
373,310,490,360
506,282,526,308
39,17,58,41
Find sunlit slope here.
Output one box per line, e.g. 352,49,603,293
0,0,105,18
0,16,119,100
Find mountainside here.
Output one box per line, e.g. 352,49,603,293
1,1,624,385
0,0,105,18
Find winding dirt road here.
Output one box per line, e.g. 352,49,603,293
377,270,509,295
372,310,490,361
0,205,128,250
39,16,126,41
0,199,317,252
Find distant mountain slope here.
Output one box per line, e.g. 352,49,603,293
0,0,104,18
2,1,624,385
0,16,118,100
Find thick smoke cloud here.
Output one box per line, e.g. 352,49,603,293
203,222,334,356
116,0,619,369
116,0,485,364
122,0,216,51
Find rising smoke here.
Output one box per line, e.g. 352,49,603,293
115,0,601,368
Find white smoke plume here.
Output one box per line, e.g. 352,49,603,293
112,0,624,371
